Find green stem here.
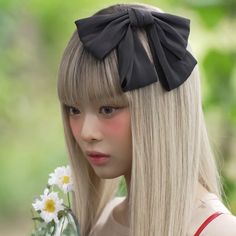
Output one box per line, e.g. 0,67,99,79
67,192,71,209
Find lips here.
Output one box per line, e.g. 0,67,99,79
86,151,110,158
86,151,110,166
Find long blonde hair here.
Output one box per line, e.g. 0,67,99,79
57,3,223,235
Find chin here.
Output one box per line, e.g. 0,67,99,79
94,169,123,179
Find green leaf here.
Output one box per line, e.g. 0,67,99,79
32,217,44,223
62,222,78,236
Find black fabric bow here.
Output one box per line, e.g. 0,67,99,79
74,8,197,92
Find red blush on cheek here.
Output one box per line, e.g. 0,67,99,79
103,112,131,138
69,118,80,139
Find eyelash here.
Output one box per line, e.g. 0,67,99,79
67,106,121,117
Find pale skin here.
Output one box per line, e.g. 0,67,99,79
68,100,210,228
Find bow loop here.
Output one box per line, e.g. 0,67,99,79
75,12,129,59
74,8,197,92
151,12,190,60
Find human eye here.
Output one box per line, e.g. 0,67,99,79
66,106,81,116
99,106,120,117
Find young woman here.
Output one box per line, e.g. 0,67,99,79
57,3,236,236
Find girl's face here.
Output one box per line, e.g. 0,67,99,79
67,101,132,179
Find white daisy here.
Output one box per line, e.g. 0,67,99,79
48,165,74,193
32,188,64,224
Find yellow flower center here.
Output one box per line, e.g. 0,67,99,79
62,175,70,184
44,199,56,213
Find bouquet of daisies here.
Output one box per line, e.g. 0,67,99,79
31,165,80,236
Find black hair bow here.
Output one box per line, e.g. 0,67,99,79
74,8,197,92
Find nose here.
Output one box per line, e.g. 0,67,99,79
80,113,102,142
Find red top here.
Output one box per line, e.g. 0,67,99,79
194,212,224,236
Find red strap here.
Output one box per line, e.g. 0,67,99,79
194,212,224,236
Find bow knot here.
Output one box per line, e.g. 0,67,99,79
75,8,197,92
128,8,154,28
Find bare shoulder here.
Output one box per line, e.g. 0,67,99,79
202,213,236,236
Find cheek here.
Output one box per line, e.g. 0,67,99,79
104,112,131,139
69,118,80,139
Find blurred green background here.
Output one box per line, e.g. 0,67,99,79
0,0,236,235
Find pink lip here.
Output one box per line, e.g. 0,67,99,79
86,151,110,166
86,150,110,157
